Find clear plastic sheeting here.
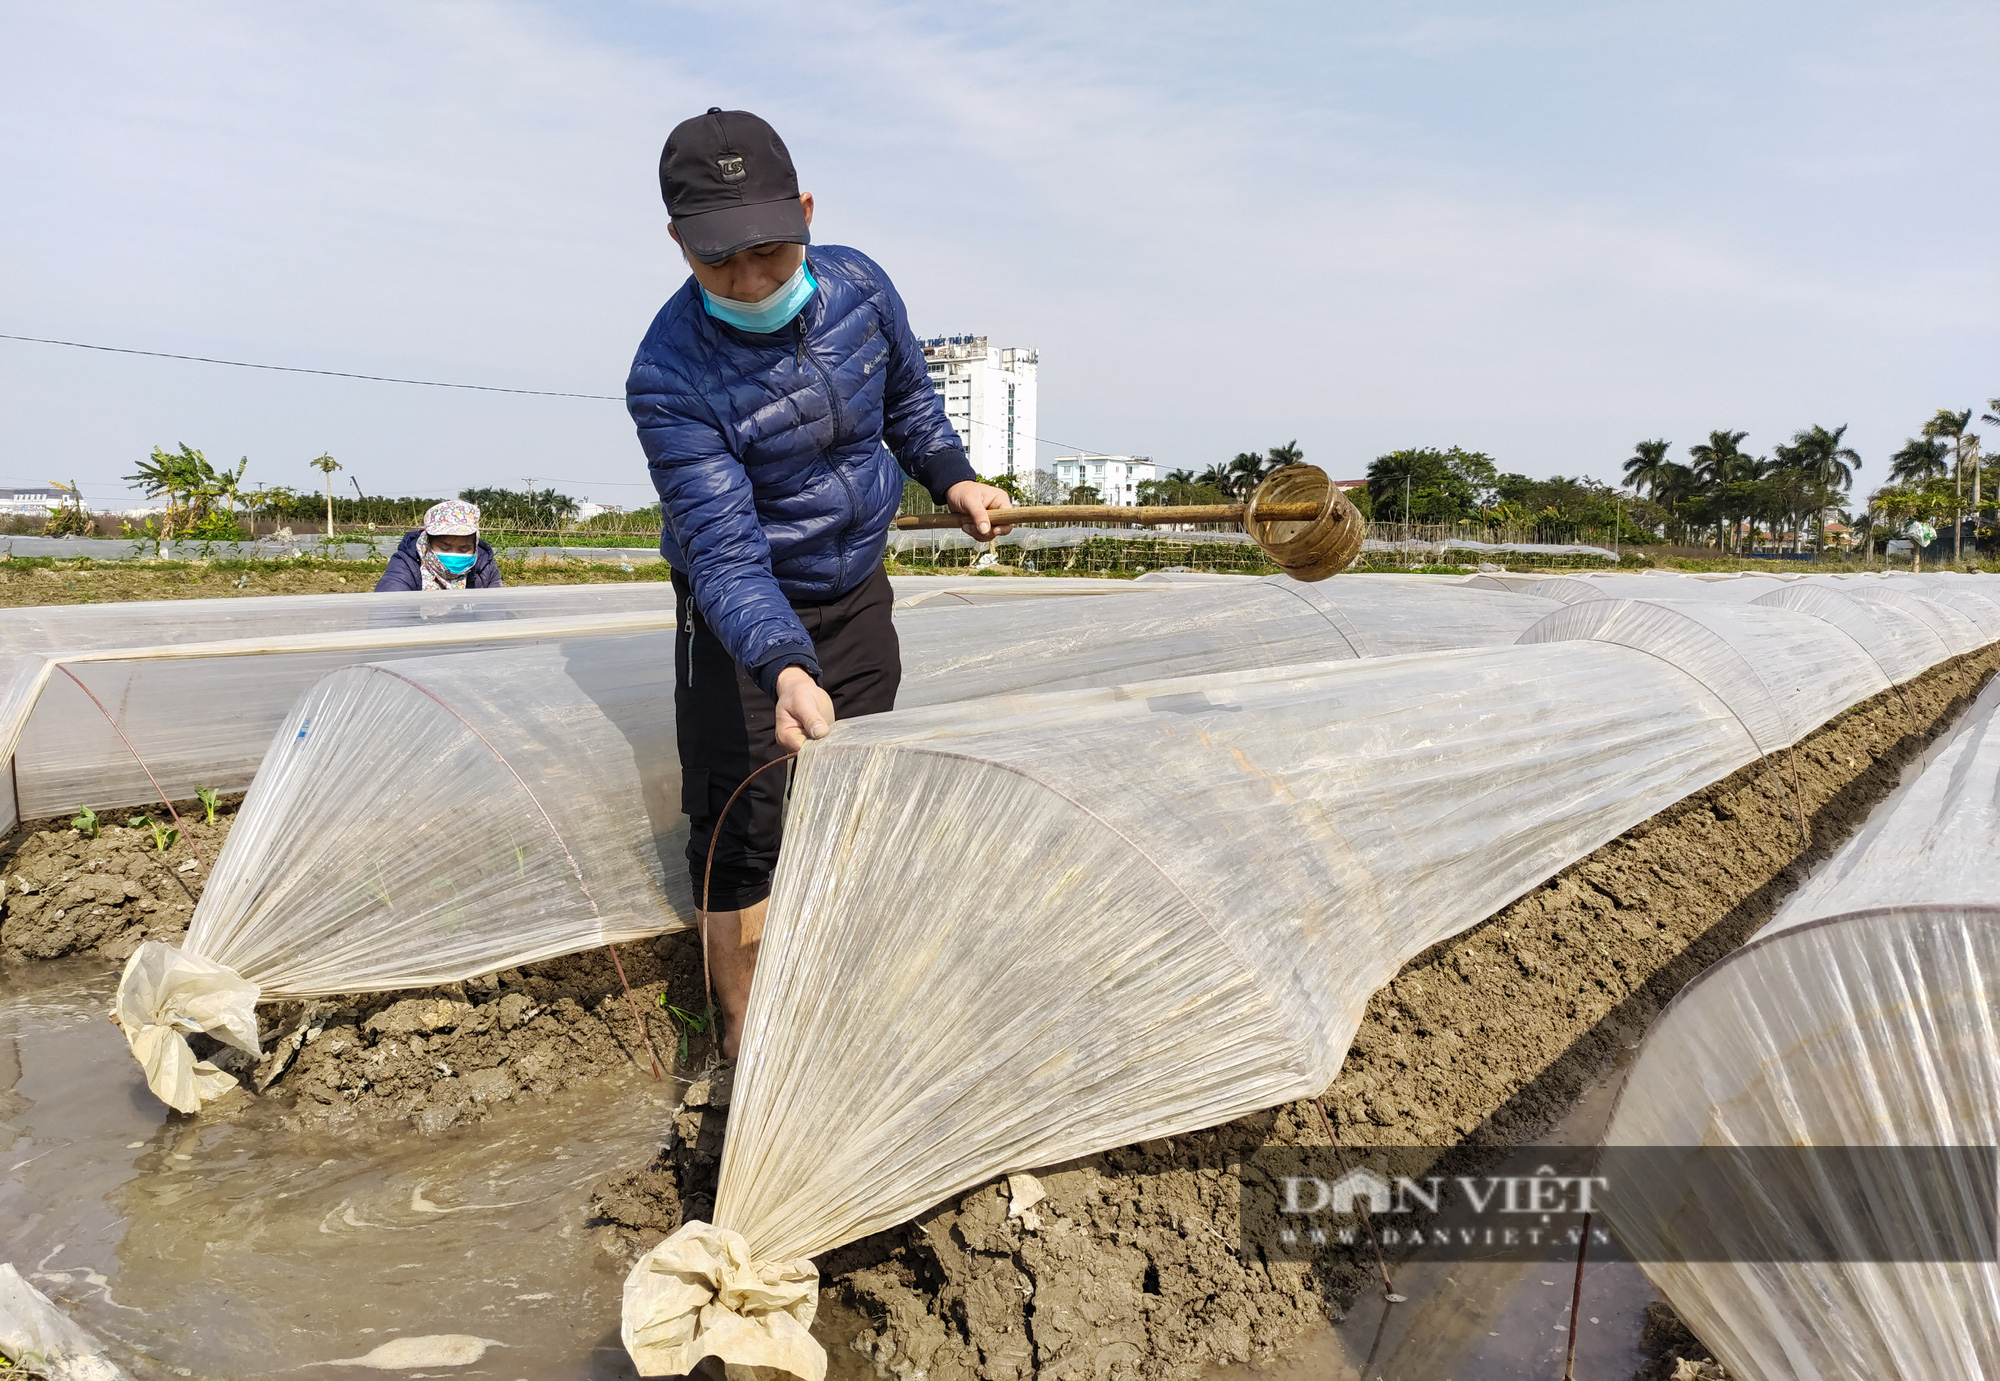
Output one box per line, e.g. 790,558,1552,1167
0,1260,134,1381
1800,579,1988,656
1509,573,1792,603
1131,570,1259,584
0,585,685,826
0,582,682,655
1599,906,2000,1381
887,575,1193,608
178,636,689,999
1518,599,1888,752
626,586,1994,1371
3,580,1162,824
621,1222,822,1381
897,576,1561,701
1750,584,1950,686
1903,583,2000,640
147,575,1567,1055
712,638,1825,1264
1772,679,2000,934
1599,668,2000,1379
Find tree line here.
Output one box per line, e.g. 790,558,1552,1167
1615,404,1996,557
99,444,596,537
1118,398,1997,556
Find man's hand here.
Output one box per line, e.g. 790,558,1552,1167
774,665,835,753
945,479,1015,539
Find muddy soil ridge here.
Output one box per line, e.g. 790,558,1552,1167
251,934,710,1132
589,647,2000,1380
0,795,237,964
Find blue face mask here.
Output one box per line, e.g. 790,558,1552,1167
436,550,477,576
702,260,816,334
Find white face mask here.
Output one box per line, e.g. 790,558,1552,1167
702,260,817,334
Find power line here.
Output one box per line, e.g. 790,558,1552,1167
2,330,1121,456
0,333,622,401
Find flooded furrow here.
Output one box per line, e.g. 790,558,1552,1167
1,960,677,1379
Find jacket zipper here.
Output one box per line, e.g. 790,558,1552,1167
682,594,695,689
795,312,857,590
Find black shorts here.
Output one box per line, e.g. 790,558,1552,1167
672,564,901,911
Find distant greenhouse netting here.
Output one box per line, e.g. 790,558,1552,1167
1362,536,1618,559
887,524,1629,573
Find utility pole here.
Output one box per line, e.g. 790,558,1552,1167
1403,475,1411,569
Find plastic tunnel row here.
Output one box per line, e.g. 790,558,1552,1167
0,574,1193,826
623,576,2000,1377
116,576,1993,1092
1600,677,2000,1380
117,571,1572,1076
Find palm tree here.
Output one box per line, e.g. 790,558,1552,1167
1889,436,1948,483
1196,463,1233,491
1773,424,1861,555
309,453,343,538
1980,398,2000,545
1688,431,1754,549
1924,409,1974,558
1265,439,1304,472
1226,451,1267,498
1622,439,1672,500
1688,430,1751,485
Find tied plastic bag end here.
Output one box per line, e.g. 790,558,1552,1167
111,941,261,1115
621,1220,824,1381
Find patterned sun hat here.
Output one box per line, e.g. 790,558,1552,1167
423,499,480,535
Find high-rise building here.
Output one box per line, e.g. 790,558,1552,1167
920,335,1039,483
1051,455,1158,507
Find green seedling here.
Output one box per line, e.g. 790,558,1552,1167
70,807,99,839
196,786,221,824
128,815,178,854
656,999,711,1063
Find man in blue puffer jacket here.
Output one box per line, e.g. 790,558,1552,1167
628,107,1012,1055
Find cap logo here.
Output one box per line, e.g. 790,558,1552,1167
716,154,747,184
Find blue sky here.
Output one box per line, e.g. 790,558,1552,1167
2,1,1993,508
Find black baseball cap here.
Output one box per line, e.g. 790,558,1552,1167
659,108,810,264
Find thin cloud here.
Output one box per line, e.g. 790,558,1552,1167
0,0,1990,501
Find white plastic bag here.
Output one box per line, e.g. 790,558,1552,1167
0,1262,133,1381
111,942,261,1114
622,1222,821,1381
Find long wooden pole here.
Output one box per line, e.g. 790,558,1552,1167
891,500,1320,531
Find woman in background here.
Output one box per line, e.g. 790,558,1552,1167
374,499,502,591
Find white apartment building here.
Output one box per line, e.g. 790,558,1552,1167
0,487,64,516
1051,455,1158,507
921,335,1039,484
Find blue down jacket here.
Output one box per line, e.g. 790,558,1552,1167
373,531,503,592
626,245,973,693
